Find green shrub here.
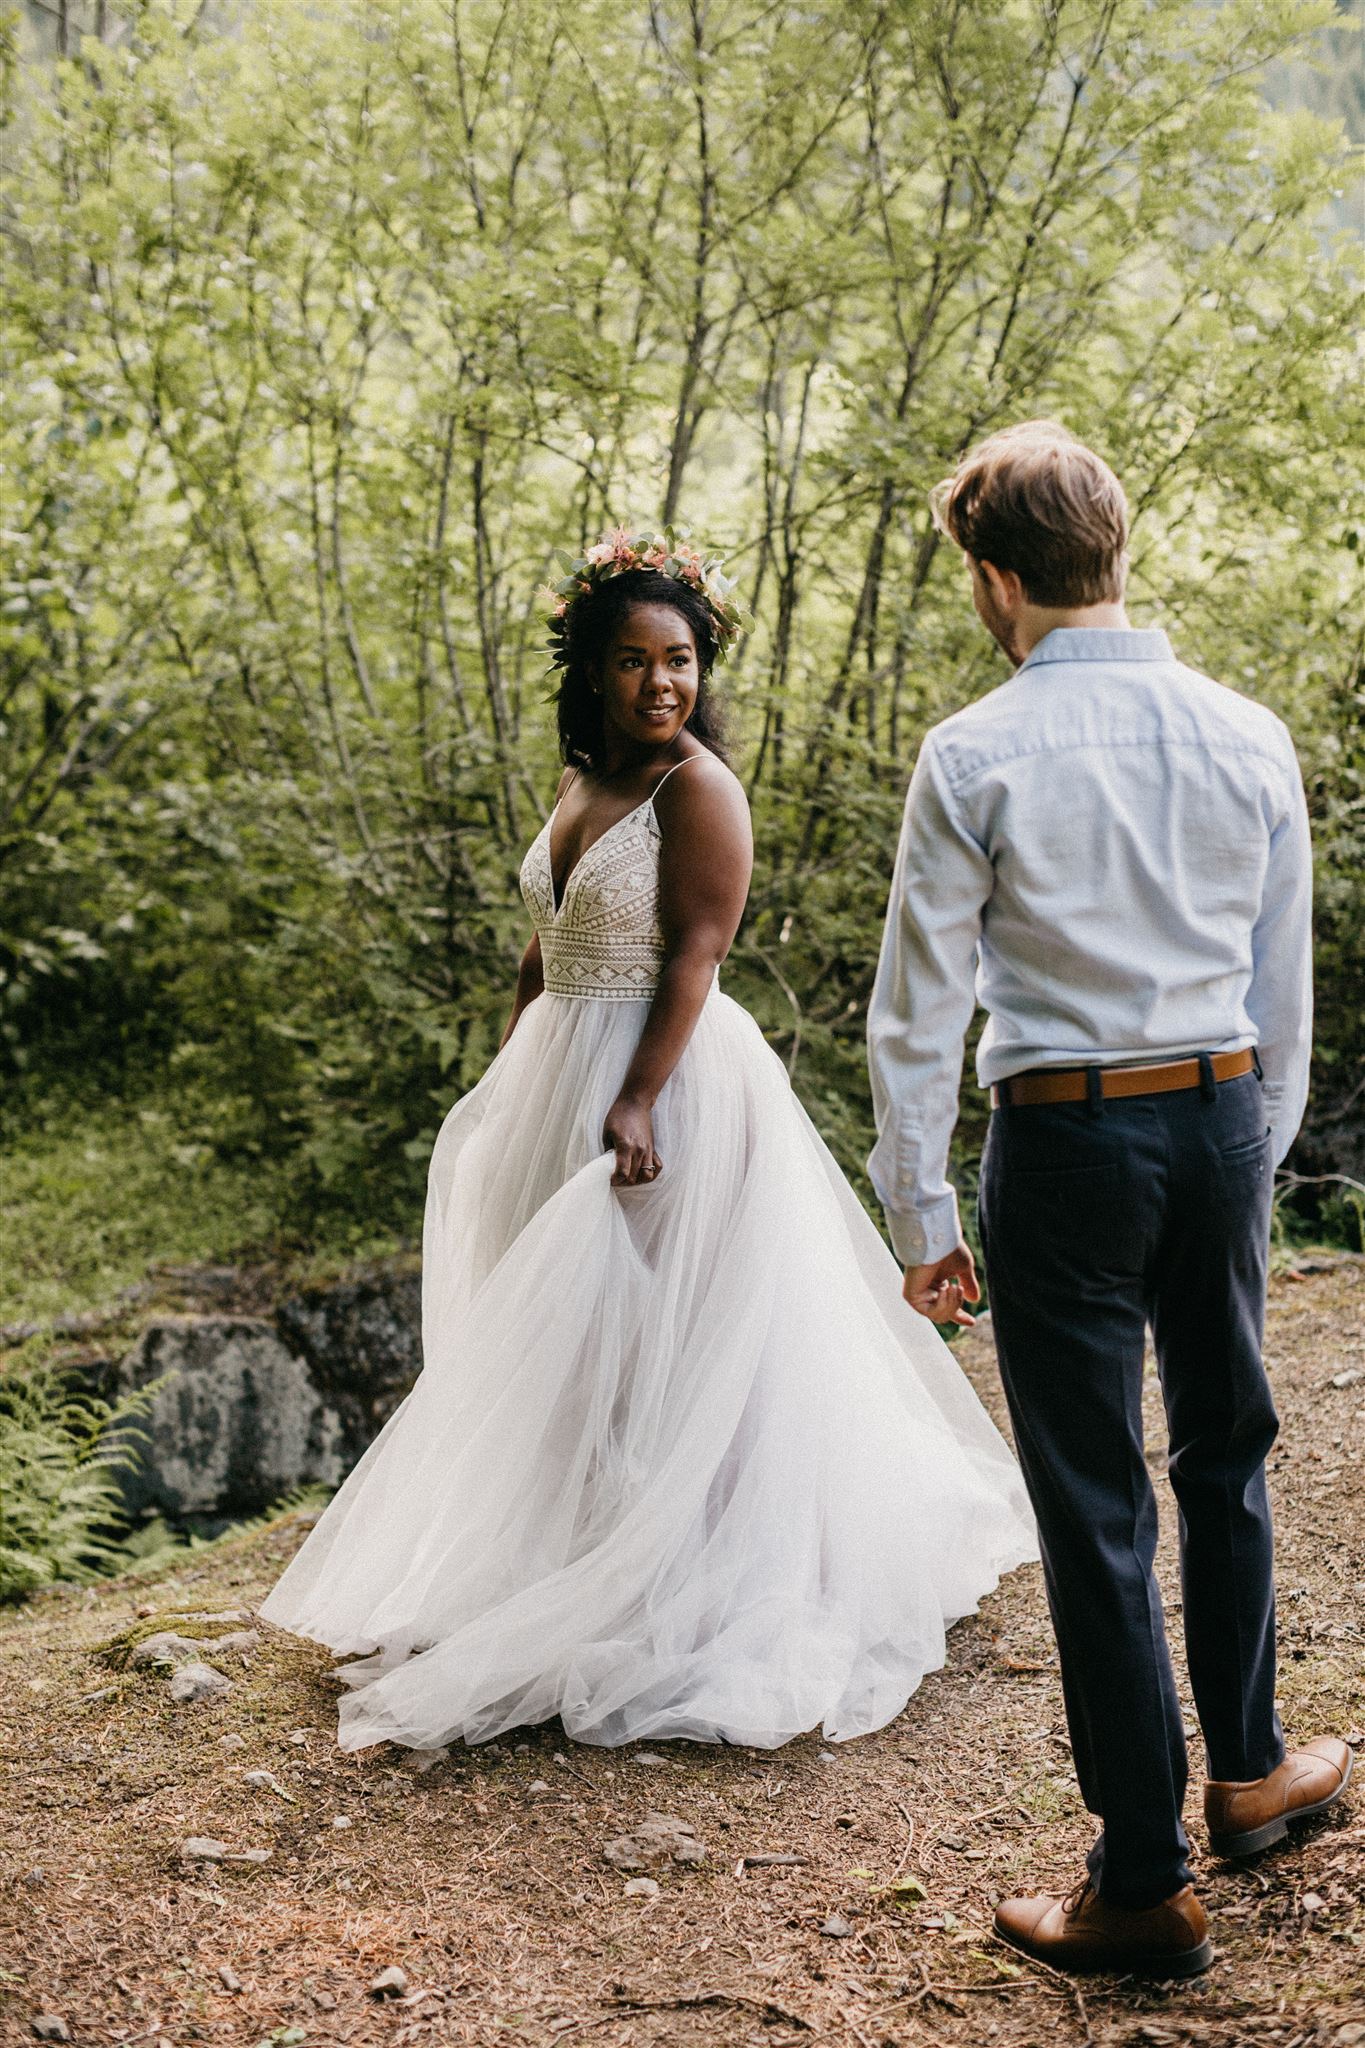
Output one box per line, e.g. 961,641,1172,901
0,1358,168,1601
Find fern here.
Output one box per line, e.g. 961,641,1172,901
0,1361,171,1603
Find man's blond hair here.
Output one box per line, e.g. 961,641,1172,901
930,421,1129,607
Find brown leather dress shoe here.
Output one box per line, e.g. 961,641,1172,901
993,1877,1213,1978
1205,1735,1353,1858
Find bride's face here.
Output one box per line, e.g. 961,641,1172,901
597,603,700,747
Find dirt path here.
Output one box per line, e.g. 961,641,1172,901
2,1263,1362,2048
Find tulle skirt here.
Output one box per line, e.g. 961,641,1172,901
258,985,1038,1751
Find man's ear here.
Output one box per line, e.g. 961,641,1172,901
977,559,1024,612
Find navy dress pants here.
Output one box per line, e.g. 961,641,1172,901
978,1065,1284,1908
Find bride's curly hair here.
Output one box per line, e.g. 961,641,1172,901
554,569,731,771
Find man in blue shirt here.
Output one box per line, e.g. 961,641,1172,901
868,420,1350,1975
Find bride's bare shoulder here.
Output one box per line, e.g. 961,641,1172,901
653,749,748,819
653,752,751,876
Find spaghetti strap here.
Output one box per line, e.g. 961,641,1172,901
651,754,706,798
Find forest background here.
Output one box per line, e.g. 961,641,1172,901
2,0,1362,1329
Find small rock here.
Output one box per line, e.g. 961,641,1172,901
370,1965,410,1998
312,1990,337,2011
332,1814,353,1829
1334,2025,1365,2046
603,1813,707,1871
130,1632,210,1669
31,2019,70,2043
135,1603,156,1618
287,1729,310,1745
1330,1368,1363,1390
243,1769,294,1802
623,1876,660,1897
169,1662,233,1704
411,1746,449,1773
222,1846,271,1865
528,1780,550,1794
513,1744,531,1756
633,1751,669,1767
22,1870,45,1886
205,1630,260,1655
820,1913,853,1938
818,1749,838,1763
181,1837,228,1862
217,1966,243,1993
1301,1890,1326,1915
219,1733,247,1753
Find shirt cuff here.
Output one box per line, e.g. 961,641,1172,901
1261,1078,1294,1168
881,1189,963,1268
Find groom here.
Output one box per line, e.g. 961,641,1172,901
866,421,1351,1976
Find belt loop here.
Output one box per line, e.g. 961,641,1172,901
1085,1065,1104,1117
997,1076,1012,1109
1197,1051,1217,1102
1251,1045,1264,1082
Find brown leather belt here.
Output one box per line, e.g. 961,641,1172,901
990,1047,1255,1109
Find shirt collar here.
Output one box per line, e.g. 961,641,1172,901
1015,626,1173,675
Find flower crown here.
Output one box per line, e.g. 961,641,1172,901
540,525,749,668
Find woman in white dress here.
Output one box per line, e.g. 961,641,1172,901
259,528,1037,1753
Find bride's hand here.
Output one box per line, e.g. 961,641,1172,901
603,1093,662,1187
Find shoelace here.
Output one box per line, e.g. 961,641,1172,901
1061,1877,1094,1917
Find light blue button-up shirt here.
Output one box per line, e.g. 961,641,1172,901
866,626,1314,1267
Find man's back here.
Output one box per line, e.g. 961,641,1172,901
867,622,1312,1269
928,625,1309,1101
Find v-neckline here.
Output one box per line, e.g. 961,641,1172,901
545,794,653,920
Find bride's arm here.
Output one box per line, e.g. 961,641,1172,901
499,931,545,1049
603,757,753,1186
499,766,575,1049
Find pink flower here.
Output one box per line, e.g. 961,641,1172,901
585,540,615,566
642,545,666,568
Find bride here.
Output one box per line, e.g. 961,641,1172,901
258,527,1037,1752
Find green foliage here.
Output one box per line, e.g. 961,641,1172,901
0,1355,166,1600
0,1090,313,1325
0,0,1360,1270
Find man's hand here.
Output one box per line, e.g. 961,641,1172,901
903,1243,981,1327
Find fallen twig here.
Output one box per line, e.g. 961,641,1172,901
838,2002,877,2047
597,1987,813,2030
910,1957,965,2016
985,1932,1094,2042
892,1801,917,1879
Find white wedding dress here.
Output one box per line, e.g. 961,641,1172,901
259,767,1038,1751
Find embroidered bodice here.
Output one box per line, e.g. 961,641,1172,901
521,757,727,1003
520,795,673,1001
